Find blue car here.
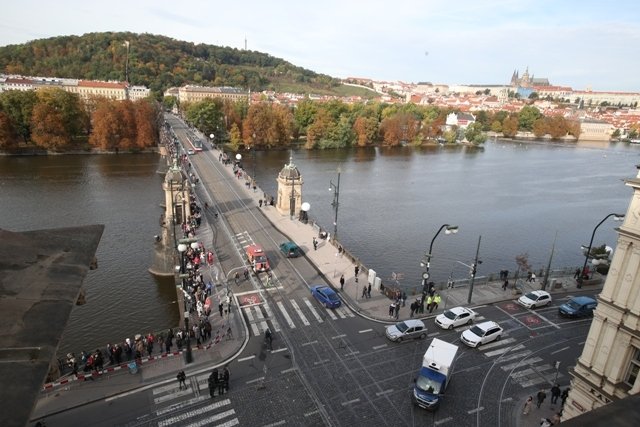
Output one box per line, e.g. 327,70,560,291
310,285,341,308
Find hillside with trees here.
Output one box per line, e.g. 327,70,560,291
0,32,374,98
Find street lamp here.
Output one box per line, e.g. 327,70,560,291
420,224,458,292
301,202,310,224
209,133,215,149
329,170,341,239
578,213,624,288
251,133,257,183
183,311,193,364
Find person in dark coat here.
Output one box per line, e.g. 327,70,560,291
208,369,219,397
222,366,230,392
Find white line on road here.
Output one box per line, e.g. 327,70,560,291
551,346,570,355
434,417,453,425
237,355,256,362
376,389,394,396
243,307,260,336
501,397,513,403
246,376,265,385
428,332,440,337
277,301,296,329
183,410,237,427
156,395,209,416
314,359,330,365
271,347,288,354
304,298,323,323
290,299,310,326
301,340,318,347
324,307,338,320
359,328,373,334
534,311,561,329
263,303,281,332
485,344,525,358
468,407,484,414
304,411,319,417
260,421,286,427
332,334,346,340
341,398,361,406
373,344,388,350
281,367,297,374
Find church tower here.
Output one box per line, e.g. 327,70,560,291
276,155,303,217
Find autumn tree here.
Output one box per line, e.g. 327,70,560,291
242,103,293,148
502,115,519,138
116,100,137,150
379,112,419,146
532,118,548,138
0,90,37,143
0,111,18,150
30,88,86,150
306,108,334,149
134,99,159,148
352,116,378,146
89,99,121,150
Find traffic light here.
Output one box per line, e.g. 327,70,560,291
470,263,477,277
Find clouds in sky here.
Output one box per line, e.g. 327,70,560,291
1,0,639,91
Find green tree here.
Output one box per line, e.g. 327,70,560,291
464,122,487,145
518,105,541,131
0,90,37,143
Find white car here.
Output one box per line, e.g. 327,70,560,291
435,307,477,330
517,290,551,309
461,321,503,347
187,149,195,155
385,319,427,342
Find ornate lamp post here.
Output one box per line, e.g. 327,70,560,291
578,213,624,288
183,311,193,363
209,133,215,149
420,224,458,292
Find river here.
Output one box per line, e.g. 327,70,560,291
0,140,637,355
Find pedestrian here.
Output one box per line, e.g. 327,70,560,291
362,286,367,298
550,383,561,405
367,283,371,298
340,275,345,290
502,279,509,291
265,327,273,349
177,370,187,390
426,294,434,312
410,301,416,318
223,366,230,392
561,387,570,406
312,237,318,251
234,271,239,285
243,268,249,281
430,292,441,313
394,301,400,319
447,277,454,289
389,302,395,317
219,302,224,317
531,272,536,283
208,369,219,397
523,396,533,415
354,265,360,276
259,199,263,208
574,268,581,279
527,271,533,282
401,291,407,307
536,389,547,408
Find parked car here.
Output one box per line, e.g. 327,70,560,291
435,307,477,330
187,149,195,155
559,296,597,318
385,319,427,342
461,321,503,347
310,285,341,309
280,241,303,258
517,290,552,309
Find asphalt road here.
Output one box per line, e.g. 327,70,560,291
37,116,594,427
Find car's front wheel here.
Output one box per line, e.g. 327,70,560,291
448,324,454,330
420,333,426,339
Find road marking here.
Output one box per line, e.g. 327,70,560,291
332,334,346,340
246,376,265,384
501,357,543,371
458,366,480,373
341,398,361,406
373,344,388,350
534,311,561,329
277,301,296,329
184,410,237,427
435,417,453,425
263,303,281,332
376,389,394,396
551,346,570,355
301,340,318,347
478,337,516,351
290,299,310,326
261,421,286,427
343,351,360,357
428,332,440,337
314,359,330,366
578,340,585,345
271,347,288,354
156,396,209,416
281,367,297,374
158,404,234,427
154,389,191,405
243,306,260,336
498,350,532,363
485,344,525,358
253,304,270,334
334,308,347,319
304,410,319,417
324,307,338,320
468,407,484,414
359,328,373,334
304,298,324,323
501,397,513,403
237,355,255,362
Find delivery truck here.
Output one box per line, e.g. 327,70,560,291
413,338,458,410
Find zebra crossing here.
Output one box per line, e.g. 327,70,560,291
150,373,239,426
242,297,355,337
475,328,564,389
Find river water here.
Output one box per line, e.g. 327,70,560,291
0,140,637,355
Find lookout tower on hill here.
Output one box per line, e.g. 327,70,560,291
276,155,303,217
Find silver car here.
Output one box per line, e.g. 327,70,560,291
385,319,427,342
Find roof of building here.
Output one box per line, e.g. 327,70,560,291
560,394,640,427
0,225,104,427
78,80,127,89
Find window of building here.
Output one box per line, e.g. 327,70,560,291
625,347,640,387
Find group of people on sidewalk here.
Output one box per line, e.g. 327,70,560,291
409,284,442,317
206,366,230,397
522,384,570,426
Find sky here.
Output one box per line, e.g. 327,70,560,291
2,0,640,92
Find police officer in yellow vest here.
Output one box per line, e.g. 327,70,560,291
430,293,442,313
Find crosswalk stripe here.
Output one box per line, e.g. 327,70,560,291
277,301,296,329
496,350,532,363
184,410,238,427
501,357,543,371
243,306,261,337
154,388,191,405
263,303,281,332
156,395,209,416
290,299,310,326
485,343,524,358
252,304,270,334
304,298,324,323
324,306,338,320
157,400,233,427
333,308,347,319
478,337,516,351
518,376,557,388
337,306,355,318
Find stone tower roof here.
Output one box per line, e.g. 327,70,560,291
165,157,184,184
279,155,301,180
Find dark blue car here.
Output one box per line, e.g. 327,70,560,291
311,285,341,309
